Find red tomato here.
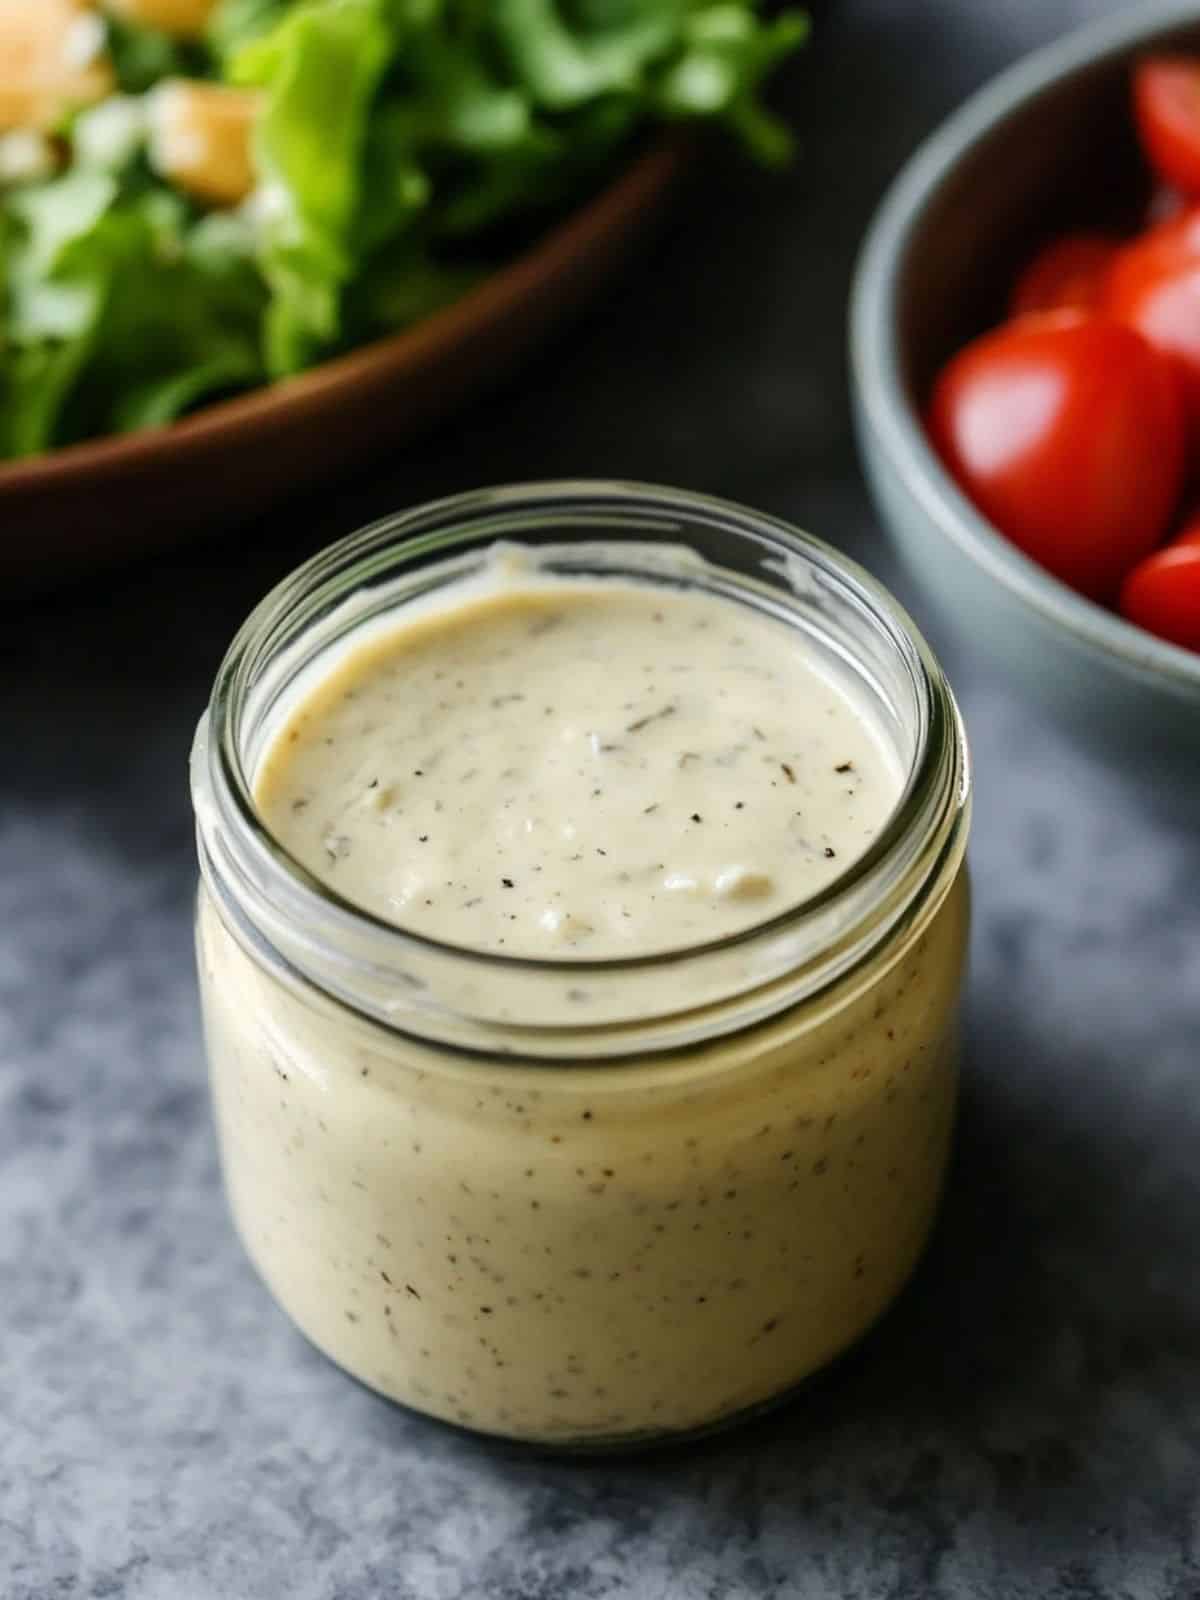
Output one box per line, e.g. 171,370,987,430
1134,58,1200,197
1010,234,1117,317
1104,210,1200,432
927,313,1186,602
1119,544,1200,652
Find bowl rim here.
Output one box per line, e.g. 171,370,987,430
849,0,1200,697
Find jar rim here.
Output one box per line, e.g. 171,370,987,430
192,481,969,1045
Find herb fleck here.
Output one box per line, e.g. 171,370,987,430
626,703,677,734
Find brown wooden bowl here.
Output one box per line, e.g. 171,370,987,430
1,137,685,578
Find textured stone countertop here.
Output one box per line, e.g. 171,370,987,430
4,2,1199,1596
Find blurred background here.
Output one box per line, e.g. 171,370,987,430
4,2,1200,1597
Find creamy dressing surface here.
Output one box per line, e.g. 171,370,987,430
197,551,969,1445
256,577,902,956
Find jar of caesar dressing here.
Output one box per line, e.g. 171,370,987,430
190,482,971,1449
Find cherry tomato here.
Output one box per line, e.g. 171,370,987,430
1134,58,1200,198
1010,234,1117,317
1119,544,1200,652
1104,210,1200,432
927,313,1186,602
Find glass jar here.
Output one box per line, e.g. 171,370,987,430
190,482,971,1450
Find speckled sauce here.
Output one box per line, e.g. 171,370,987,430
196,555,970,1445
254,577,901,955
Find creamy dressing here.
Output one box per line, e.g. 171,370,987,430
256,577,902,956
196,546,968,1445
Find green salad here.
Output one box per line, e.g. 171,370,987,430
0,0,806,459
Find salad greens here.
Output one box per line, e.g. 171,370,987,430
0,0,807,458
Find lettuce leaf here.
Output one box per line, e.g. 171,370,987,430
104,15,210,92
0,174,264,454
1,0,807,457
231,0,395,374
206,0,295,64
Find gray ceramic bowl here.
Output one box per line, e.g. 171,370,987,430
851,1,1200,767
